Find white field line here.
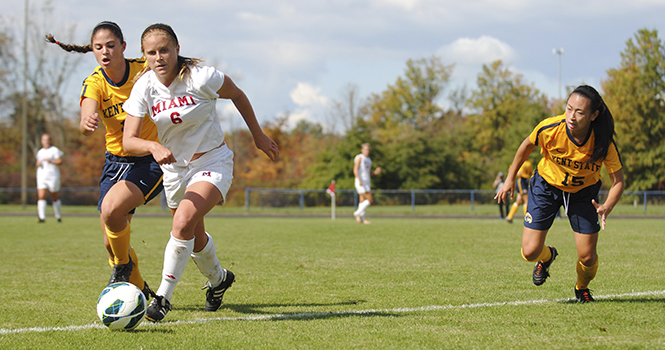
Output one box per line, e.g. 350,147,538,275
2,289,664,335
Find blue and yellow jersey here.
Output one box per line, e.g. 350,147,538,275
529,115,623,193
517,160,533,179
80,58,159,157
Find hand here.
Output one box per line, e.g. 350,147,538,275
151,144,176,165
592,199,608,230
494,182,514,204
254,132,279,162
82,112,100,133
374,167,382,175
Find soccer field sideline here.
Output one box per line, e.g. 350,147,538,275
3,289,664,335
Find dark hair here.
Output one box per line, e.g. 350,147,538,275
569,85,615,163
136,23,201,82
45,21,124,53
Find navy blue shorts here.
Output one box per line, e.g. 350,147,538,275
516,177,529,195
525,170,601,234
98,152,164,214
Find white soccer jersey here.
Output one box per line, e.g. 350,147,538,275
36,146,63,181
123,66,225,170
354,153,372,185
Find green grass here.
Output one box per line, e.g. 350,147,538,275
1,208,665,349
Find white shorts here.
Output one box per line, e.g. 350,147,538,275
354,177,370,194
162,144,234,209
37,175,61,192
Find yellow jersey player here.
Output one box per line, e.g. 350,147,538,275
505,159,533,223
496,85,624,303
47,21,163,299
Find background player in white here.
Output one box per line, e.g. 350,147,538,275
35,133,63,223
123,23,279,322
353,143,381,224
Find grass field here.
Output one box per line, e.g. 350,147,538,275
1,206,665,349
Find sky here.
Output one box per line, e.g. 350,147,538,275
4,0,665,132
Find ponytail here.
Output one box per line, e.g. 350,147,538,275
45,34,91,53
569,85,615,163
45,21,124,54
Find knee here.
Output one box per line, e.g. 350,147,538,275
578,253,597,266
172,215,196,239
100,198,125,224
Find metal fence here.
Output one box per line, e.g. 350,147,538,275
244,187,665,213
2,187,665,213
0,187,168,209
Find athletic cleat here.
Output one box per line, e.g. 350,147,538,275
203,269,235,312
145,295,171,322
506,218,513,224
37,218,45,223
575,288,595,303
108,256,134,285
57,218,62,223
142,281,157,301
532,246,558,286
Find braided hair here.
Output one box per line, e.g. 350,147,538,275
45,21,124,53
569,85,616,163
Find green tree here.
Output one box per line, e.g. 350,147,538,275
364,56,453,139
466,60,550,188
603,28,665,191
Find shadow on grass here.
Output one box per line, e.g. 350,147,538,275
172,299,402,321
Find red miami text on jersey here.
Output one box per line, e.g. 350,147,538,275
151,96,197,116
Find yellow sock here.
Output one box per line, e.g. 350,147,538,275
106,224,131,265
507,203,519,220
522,246,552,262
107,257,114,268
128,246,145,290
523,204,527,215
576,258,599,290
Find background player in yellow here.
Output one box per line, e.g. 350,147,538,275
495,85,624,302
47,21,163,297
505,159,533,223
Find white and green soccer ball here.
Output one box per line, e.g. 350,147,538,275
97,282,147,331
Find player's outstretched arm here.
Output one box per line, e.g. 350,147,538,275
592,169,624,230
495,137,535,204
217,75,279,162
80,98,100,136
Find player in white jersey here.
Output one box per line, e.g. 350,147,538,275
35,133,63,223
123,23,279,322
353,143,381,224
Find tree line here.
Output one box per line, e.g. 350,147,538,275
0,9,663,206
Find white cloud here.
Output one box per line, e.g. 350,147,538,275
290,82,330,107
437,36,516,65
374,0,421,11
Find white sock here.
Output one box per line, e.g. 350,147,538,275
357,199,371,217
191,232,224,287
53,199,62,219
37,200,47,220
156,234,195,301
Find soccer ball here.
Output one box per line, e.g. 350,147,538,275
97,282,147,331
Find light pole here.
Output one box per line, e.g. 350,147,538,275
21,0,28,208
552,47,564,100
